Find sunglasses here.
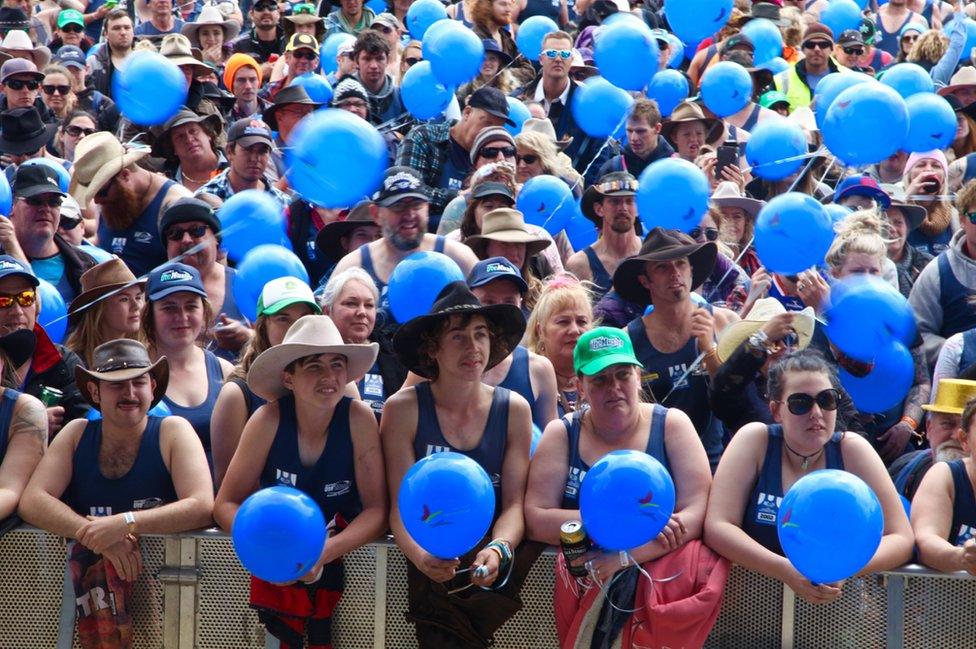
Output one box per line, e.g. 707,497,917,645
59,216,82,231
842,47,864,56
165,224,210,241
60,23,83,32
967,211,976,224
42,84,70,95
479,145,516,159
404,56,421,67
516,153,538,165
5,79,39,91
65,124,95,137
543,48,572,60
902,34,919,42
689,226,719,241
0,289,35,309
802,40,832,50
785,388,840,416
291,49,317,60
95,175,117,199
19,195,62,208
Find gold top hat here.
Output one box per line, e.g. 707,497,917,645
922,379,976,415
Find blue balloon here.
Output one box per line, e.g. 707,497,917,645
700,61,753,117
0,171,9,216
505,96,531,135
406,0,446,39
813,71,873,128
820,0,862,38
87,400,172,421
602,11,646,28
285,109,387,208
516,15,558,60
401,60,454,120
759,56,789,75
516,175,575,235
778,469,883,584
289,73,332,104
232,245,309,322
218,190,288,262
664,33,685,68
594,22,658,91
564,210,598,250
824,203,853,226
321,33,355,74
880,63,934,98
422,17,459,46
646,70,689,117
960,19,976,64
366,0,386,14
112,51,186,126
742,18,783,65
637,158,709,232
388,251,464,323
530,424,542,458
841,340,914,413
664,0,733,42
754,192,834,274
904,92,956,153
745,117,808,181
37,278,67,344
21,158,69,192
571,76,634,138
398,452,495,559
826,275,916,362
580,450,676,551
822,83,908,166
425,23,484,86
233,486,327,583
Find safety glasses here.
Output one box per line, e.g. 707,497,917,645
0,290,35,309
786,389,840,416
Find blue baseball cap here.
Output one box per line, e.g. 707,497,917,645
0,255,38,286
147,262,208,301
54,45,86,69
833,175,891,209
467,256,528,293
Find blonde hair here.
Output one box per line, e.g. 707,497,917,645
907,30,948,64
824,209,888,271
41,63,77,119
66,299,147,367
524,275,594,354
514,131,582,188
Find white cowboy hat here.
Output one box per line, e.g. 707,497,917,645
180,5,241,47
711,181,764,218
716,298,815,363
938,66,976,97
0,30,50,68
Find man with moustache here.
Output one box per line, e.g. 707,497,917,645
69,132,191,278
195,118,287,207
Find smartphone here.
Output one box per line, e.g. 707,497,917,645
715,141,739,180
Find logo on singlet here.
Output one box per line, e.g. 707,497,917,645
755,492,781,525
490,473,501,487
275,469,297,486
564,467,586,498
134,231,152,244
132,497,163,511
306,240,317,260
89,506,112,517
323,480,352,497
425,444,451,457
957,524,976,546
111,237,126,253
363,373,384,397
668,363,690,390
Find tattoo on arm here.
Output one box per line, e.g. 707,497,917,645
10,399,48,446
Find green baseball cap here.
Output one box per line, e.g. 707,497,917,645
573,327,643,376
759,90,789,110
57,9,84,28
255,276,322,317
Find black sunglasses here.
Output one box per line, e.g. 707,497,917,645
20,195,62,208
689,226,719,241
479,145,516,159
291,49,317,60
786,389,840,416
165,224,210,241
65,124,95,137
842,47,864,56
59,216,82,230
404,56,421,67
516,153,538,165
802,40,832,50
5,79,39,91
42,84,70,95
60,24,83,32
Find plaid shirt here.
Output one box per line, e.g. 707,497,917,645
194,168,288,207
394,120,458,214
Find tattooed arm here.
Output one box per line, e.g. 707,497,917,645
0,394,47,520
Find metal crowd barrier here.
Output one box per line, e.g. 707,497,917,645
0,526,973,648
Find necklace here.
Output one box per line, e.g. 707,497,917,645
180,168,214,185
783,438,825,471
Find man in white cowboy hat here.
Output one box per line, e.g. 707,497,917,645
70,131,192,277
0,28,50,68
180,4,240,65
938,65,976,106
134,0,184,36
601,97,674,179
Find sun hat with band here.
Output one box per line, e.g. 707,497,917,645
581,171,638,226
256,276,321,317
314,200,376,262
392,281,525,379
922,379,976,415
159,33,210,76
612,228,718,307
68,258,146,325
150,108,223,160
75,339,170,410
715,298,814,363
465,208,552,258
660,101,723,148
247,314,378,400
573,326,643,376
69,131,150,206
711,181,763,217
938,66,976,97
180,4,241,47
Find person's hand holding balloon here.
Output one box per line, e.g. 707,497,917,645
783,567,845,604
469,545,501,588
654,512,687,551
417,552,460,583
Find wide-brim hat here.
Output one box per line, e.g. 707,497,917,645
180,5,241,46
465,208,551,258
150,108,223,159
68,258,146,325
519,116,573,151
69,132,150,206
922,378,976,415
580,171,638,225
159,33,210,75
247,315,379,401
75,339,169,410
392,281,526,379
938,66,976,97
747,1,790,27
879,183,927,231
0,108,57,155
660,101,724,147
613,228,718,306
711,181,764,218
262,84,322,131
314,200,376,262
716,298,815,362
0,30,50,68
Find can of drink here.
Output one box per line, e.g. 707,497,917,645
39,386,63,407
560,520,591,577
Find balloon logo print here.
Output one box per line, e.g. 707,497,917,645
421,503,443,525
638,490,659,510
781,507,797,529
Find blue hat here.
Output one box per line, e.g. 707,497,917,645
833,175,891,208
147,262,208,301
481,39,513,65
467,256,528,293
0,255,37,286
54,45,85,69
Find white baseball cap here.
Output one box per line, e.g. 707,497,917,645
256,276,321,317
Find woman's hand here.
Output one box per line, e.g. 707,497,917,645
416,551,460,583
572,549,627,586
654,513,687,552
785,568,845,604
469,546,502,588
795,270,830,313
759,312,798,344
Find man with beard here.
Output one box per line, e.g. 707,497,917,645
232,0,285,79
195,118,287,207
565,171,643,302
69,132,191,278
330,166,478,339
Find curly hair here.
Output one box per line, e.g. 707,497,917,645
907,30,947,65
824,209,889,273
524,275,594,355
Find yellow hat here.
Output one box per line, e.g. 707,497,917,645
921,379,976,415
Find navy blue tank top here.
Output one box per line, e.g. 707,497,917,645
497,346,546,430
626,316,724,468
936,253,976,338
0,389,20,463
518,0,560,24
908,224,952,257
260,394,362,523
412,381,510,518
949,459,976,546
743,424,845,556
560,404,670,510
741,104,762,133
583,246,612,298
228,376,266,418
96,179,174,277
63,417,178,517
162,350,223,464
874,13,913,57
361,236,446,333
451,2,476,28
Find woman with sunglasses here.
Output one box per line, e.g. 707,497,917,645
704,349,914,604
398,40,422,84
895,23,924,63
39,64,77,122
54,110,96,162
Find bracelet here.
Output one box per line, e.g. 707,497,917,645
486,539,512,566
900,416,919,430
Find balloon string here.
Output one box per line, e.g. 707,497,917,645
583,552,682,616
739,149,824,176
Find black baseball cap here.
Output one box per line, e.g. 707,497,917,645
227,117,275,148
468,86,515,127
374,166,429,207
838,29,864,47
12,164,66,199
471,181,515,203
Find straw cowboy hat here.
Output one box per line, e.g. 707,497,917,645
922,379,976,415
520,117,573,151
69,132,150,206
181,4,241,47
716,298,815,362
938,66,976,97
465,208,552,258
711,181,764,218
150,108,223,159
247,315,379,401
68,258,146,325
612,228,718,307
0,30,50,68
660,101,724,147
75,339,169,410
159,33,210,76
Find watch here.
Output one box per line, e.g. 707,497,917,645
746,330,771,359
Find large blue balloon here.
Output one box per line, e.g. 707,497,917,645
516,15,558,60
113,51,186,126
824,203,853,226
745,117,807,181
285,109,387,208
22,158,69,192
321,33,355,74
820,0,862,38
406,0,446,39
37,278,67,344
959,19,976,64
400,60,454,120
232,245,309,322
822,83,908,166
516,175,575,235
0,171,9,216
664,0,733,42
742,18,783,65
754,193,834,274
218,190,288,263
759,56,789,75
399,452,495,559
663,32,686,69
840,340,914,413
880,63,934,98
779,470,883,584
904,92,956,153
289,73,332,104
564,209,598,250
700,61,753,117
646,69,689,117
571,76,634,138
637,158,709,233
87,401,172,421
388,251,464,323
813,71,872,128
505,96,531,135
580,450,676,551
594,22,658,91
233,486,327,583
826,275,916,361
425,23,484,86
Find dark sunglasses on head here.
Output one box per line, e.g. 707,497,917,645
253,2,276,10
291,49,317,60
404,56,421,66
479,145,516,159
42,84,70,95
60,23,83,32
20,195,62,208
165,224,210,241
516,153,538,165
65,124,96,137
786,388,840,416
6,79,39,91
59,215,82,231
842,47,864,56
292,2,315,14
689,226,719,241
0,289,34,309
802,40,832,50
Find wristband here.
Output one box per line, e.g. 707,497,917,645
900,416,918,430
123,511,137,536
618,551,630,567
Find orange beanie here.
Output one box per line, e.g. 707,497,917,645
223,53,262,90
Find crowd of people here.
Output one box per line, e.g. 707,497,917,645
1,0,976,646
